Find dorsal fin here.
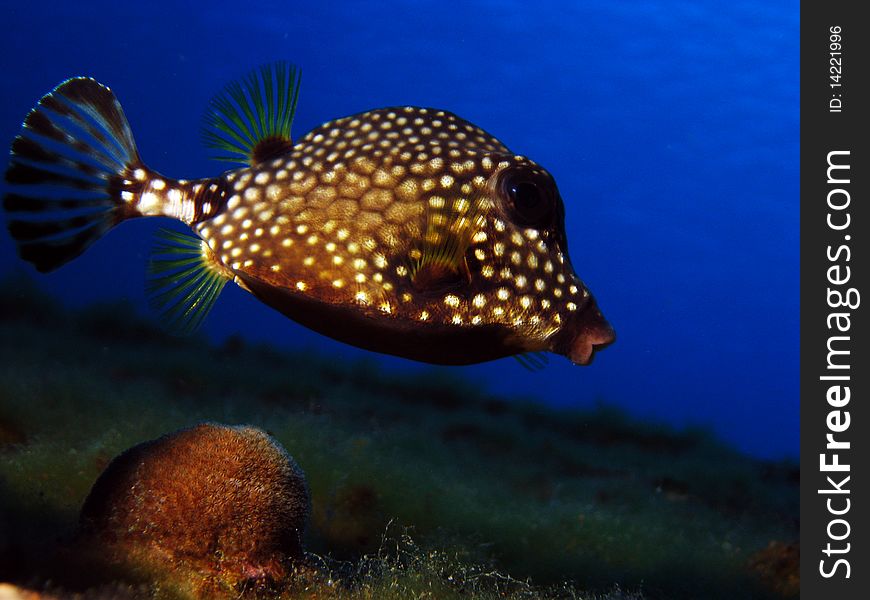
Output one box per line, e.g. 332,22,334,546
409,192,490,294
146,229,232,335
201,62,301,166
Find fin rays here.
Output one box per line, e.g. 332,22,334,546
202,62,301,165
3,77,140,272
409,192,489,293
513,352,549,371
146,229,231,335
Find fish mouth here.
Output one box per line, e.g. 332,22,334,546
552,297,615,366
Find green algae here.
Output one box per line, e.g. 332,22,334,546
0,275,797,599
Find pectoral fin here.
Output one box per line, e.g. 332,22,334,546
409,193,488,294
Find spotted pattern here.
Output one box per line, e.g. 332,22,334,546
132,168,224,226
192,106,588,350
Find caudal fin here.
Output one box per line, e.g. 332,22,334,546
3,77,144,272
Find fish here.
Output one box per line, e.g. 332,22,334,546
3,63,614,366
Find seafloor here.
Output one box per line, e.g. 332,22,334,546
0,275,797,599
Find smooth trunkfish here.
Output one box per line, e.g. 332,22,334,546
3,63,614,366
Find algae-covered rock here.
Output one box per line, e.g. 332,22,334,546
78,423,310,595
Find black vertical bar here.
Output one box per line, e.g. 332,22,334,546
801,1,868,598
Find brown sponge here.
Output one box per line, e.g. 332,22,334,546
79,423,309,595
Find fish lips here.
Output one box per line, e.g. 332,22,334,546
552,297,615,365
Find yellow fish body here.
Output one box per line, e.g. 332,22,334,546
4,64,614,366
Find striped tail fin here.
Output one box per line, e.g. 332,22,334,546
3,77,145,272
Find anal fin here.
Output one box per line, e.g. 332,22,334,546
146,229,232,335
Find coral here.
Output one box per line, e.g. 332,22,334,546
78,423,310,595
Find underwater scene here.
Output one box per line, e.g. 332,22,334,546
0,1,798,599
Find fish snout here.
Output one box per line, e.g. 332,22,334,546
553,299,615,365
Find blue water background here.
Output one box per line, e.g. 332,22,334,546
0,0,799,459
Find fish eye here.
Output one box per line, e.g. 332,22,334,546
500,168,557,228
